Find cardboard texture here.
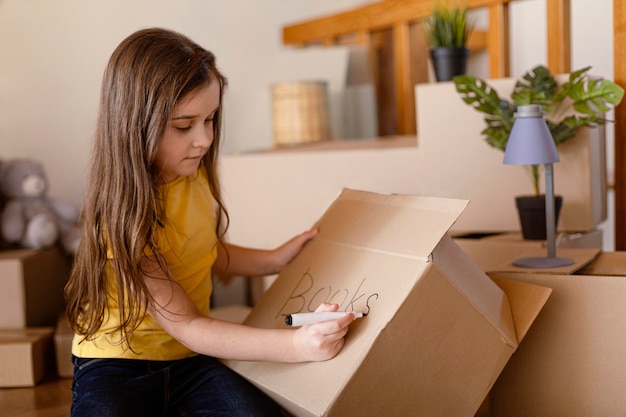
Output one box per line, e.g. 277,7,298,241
459,230,604,249
488,271,626,417
210,305,252,324
577,251,626,275
457,240,625,415
0,328,54,387
455,239,600,274
225,189,551,417
0,248,71,328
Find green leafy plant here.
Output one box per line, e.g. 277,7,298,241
423,2,474,49
453,65,624,195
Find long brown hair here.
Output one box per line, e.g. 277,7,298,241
65,28,229,344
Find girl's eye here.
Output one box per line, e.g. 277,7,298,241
176,125,192,131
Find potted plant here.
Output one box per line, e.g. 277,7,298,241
453,65,624,239
423,2,474,82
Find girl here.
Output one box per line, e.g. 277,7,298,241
64,28,355,417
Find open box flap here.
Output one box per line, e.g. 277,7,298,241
491,276,552,342
577,251,626,276
315,189,469,260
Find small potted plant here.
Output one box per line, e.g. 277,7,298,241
423,2,474,82
453,65,624,239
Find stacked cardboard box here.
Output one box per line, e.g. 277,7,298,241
0,328,55,387
0,248,71,386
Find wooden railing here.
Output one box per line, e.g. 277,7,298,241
283,0,626,250
283,0,570,137
613,0,626,250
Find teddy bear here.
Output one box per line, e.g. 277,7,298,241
0,158,81,254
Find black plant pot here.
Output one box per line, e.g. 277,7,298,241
515,195,563,240
430,47,470,82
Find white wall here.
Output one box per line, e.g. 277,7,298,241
0,0,615,243
0,0,364,207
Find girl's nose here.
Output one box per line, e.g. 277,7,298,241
194,127,213,148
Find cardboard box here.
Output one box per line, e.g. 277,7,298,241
54,314,73,378
455,239,599,275
0,248,71,328
210,305,252,324
456,242,625,416
225,189,551,417
577,251,626,275
455,229,604,250
0,328,54,387
489,270,626,417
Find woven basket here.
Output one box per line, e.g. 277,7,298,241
271,81,330,146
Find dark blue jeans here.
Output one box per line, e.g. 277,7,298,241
70,355,284,417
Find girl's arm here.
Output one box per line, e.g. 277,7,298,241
212,228,318,278
142,254,353,362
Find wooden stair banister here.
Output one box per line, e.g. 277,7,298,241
282,0,573,136
282,0,492,51
614,0,626,250
546,0,571,73
282,0,512,137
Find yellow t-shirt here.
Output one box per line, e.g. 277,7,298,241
72,169,218,360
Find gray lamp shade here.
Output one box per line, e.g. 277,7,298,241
503,104,559,165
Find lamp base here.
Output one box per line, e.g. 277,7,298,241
513,256,574,268
512,256,575,268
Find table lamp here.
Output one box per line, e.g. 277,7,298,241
503,104,574,268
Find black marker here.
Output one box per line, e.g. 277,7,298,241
284,311,365,326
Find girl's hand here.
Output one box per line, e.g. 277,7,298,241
291,303,355,362
213,228,318,278
270,228,318,273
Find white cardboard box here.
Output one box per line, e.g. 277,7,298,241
0,248,71,328
225,189,551,417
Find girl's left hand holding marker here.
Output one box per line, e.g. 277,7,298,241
291,302,355,362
